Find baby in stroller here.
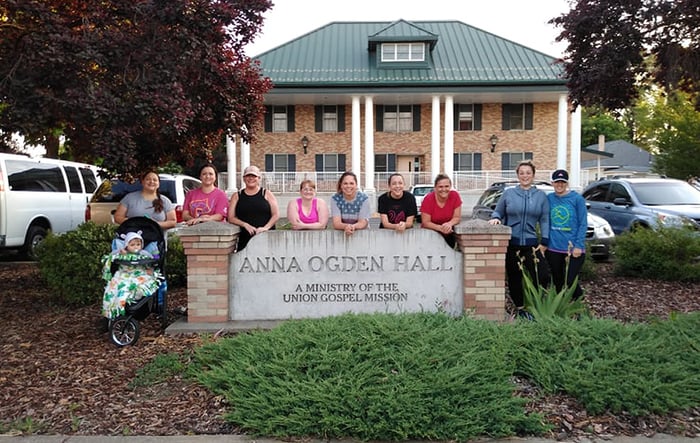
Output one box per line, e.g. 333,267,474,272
101,230,163,320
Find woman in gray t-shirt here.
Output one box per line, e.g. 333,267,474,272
113,171,176,230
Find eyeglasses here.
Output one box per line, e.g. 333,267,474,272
244,174,259,178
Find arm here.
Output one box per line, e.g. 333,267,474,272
159,209,177,230
113,203,128,224
257,189,279,232
330,197,345,231
573,195,588,256
286,199,303,230
489,191,507,225
227,192,253,234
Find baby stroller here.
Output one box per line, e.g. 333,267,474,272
106,217,168,346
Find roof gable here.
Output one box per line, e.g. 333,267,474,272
367,19,438,51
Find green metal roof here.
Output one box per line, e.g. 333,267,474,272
254,20,566,88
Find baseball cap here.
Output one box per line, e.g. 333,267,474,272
551,169,569,183
243,165,261,177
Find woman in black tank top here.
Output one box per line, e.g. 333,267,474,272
227,165,279,251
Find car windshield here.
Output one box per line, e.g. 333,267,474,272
630,182,700,205
413,187,432,196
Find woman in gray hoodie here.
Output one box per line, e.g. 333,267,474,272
489,160,550,314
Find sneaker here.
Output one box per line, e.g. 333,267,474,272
517,309,535,321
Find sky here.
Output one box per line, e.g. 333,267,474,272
244,0,572,58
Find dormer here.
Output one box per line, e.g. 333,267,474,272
368,19,438,69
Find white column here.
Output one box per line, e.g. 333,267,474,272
557,94,568,170
443,95,454,179
352,96,361,175
225,135,238,192
570,106,582,189
364,96,375,192
241,136,250,189
431,95,441,181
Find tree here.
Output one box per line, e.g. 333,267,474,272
633,90,700,180
581,107,632,147
0,0,272,175
551,0,700,111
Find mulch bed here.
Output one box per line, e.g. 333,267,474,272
0,260,698,438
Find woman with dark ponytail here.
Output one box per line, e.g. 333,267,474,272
114,170,177,230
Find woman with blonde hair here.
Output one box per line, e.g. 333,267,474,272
227,165,279,250
286,179,329,230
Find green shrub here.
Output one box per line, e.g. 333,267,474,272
613,226,700,281
35,222,116,306
522,268,589,321
166,234,186,288
190,312,700,441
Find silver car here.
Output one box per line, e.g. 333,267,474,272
472,181,615,260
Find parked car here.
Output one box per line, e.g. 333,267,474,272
409,184,434,220
582,177,700,234
85,174,201,224
0,153,102,259
472,181,615,260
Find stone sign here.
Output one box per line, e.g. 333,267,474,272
230,229,464,320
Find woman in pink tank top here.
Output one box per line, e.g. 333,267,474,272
286,179,329,230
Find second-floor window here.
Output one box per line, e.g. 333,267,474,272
453,104,483,131
501,103,533,130
377,105,420,132
381,42,425,62
314,105,346,132
264,105,295,132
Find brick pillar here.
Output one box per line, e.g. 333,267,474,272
455,219,511,321
178,222,239,323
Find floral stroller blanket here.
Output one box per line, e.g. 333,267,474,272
101,250,163,319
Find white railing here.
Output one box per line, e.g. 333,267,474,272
220,170,595,194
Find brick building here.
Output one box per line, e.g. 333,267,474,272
226,19,580,192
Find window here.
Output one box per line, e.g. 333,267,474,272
264,105,295,132
454,104,482,131
383,105,414,132
501,103,534,130
315,154,346,172
79,167,98,193
265,154,296,172
583,184,610,202
453,153,482,171
381,43,425,62
374,154,396,173
609,183,630,202
272,106,288,132
314,105,346,132
63,166,82,193
500,152,533,171
6,159,66,192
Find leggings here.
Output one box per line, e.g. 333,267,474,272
505,245,550,308
545,250,585,300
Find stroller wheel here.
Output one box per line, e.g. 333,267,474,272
109,317,140,347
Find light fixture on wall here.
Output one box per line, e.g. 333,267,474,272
489,134,499,153
301,135,309,154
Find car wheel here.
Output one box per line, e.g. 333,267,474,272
22,225,48,261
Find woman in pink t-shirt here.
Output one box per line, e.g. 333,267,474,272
286,179,329,230
420,174,462,248
182,164,229,225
